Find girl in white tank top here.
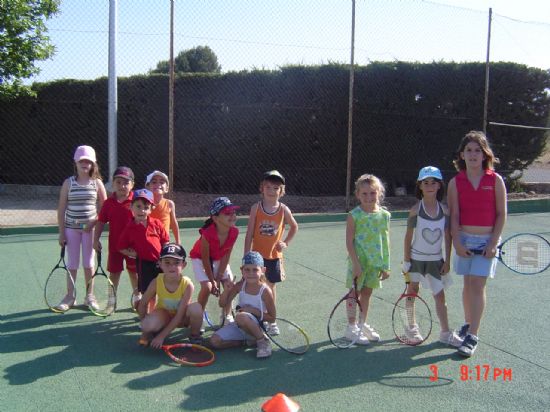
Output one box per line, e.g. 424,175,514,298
209,252,276,358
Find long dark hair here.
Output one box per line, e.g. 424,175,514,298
453,130,499,171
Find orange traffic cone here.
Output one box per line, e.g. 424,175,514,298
261,393,300,412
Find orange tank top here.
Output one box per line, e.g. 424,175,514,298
150,198,171,233
251,202,285,259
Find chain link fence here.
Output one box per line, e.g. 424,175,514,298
1,0,549,227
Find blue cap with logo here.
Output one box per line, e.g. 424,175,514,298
242,251,264,267
133,188,154,204
417,166,443,181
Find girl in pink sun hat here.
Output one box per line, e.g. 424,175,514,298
56,145,107,311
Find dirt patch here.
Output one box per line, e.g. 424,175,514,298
2,190,549,228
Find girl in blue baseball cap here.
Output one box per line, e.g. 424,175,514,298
403,166,462,347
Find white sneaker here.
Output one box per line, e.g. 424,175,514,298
405,324,424,342
345,324,369,345
85,294,100,311
362,324,380,342
55,295,76,312
345,324,360,341
256,338,272,358
355,331,370,346
440,330,463,348
267,323,280,336
225,314,235,324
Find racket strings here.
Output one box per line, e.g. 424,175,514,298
45,268,76,312
501,234,550,274
167,345,214,365
270,319,309,354
393,294,432,346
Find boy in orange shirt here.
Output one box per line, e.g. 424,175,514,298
145,170,180,244
244,170,298,335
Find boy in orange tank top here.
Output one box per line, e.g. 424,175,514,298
244,170,298,335
145,170,180,244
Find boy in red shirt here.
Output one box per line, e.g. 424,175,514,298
94,167,139,308
118,188,170,309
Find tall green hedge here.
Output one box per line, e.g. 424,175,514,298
1,62,548,195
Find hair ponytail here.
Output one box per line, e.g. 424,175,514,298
201,217,214,230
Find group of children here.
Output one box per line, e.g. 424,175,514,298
344,131,506,358
57,148,297,358
57,130,505,359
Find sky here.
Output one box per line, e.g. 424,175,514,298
30,0,550,84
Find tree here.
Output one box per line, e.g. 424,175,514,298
150,45,221,74
0,0,60,100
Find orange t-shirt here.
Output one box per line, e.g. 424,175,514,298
151,198,171,233
251,202,285,260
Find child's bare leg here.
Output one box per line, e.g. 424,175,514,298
109,271,122,291
141,309,171,334
186,302,204,336
198,281,212,309
358,287,373,324
127,270,138,292
434,290,450,332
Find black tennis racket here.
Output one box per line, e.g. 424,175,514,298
470,233,550,275
162,343,215,367
259,317,310,355
327,278,362,348
44,245,76,313
392,272,433,346
86,251,116,317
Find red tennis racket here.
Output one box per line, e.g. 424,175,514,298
161,343,215,367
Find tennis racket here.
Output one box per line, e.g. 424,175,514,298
44,245,76,313
259,317,310,355
204,293,225,330
392,272,433,346
470,233,550,275
162,343,215,367
86,251,116,317
327,278,362,349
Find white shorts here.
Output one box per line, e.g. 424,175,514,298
213,313,257,342
409,271,453,296
191,258,234,283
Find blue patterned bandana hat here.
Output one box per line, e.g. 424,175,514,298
242,251,264,267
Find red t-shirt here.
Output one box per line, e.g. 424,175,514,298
189,224,239,261
117,217,169,261
97,192,134,252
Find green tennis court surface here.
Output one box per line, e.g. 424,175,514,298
1,213,549,411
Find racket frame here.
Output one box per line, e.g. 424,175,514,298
86,251,116,317
44,245,76,313
391,291,433,346
259,317,310,355
327,279,363,349
162,343,215,367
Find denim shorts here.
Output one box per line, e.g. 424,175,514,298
453,232,498,278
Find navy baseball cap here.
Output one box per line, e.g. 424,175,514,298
160,243,186,260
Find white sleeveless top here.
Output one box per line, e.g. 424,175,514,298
411,200,446,262
238,282,266,319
